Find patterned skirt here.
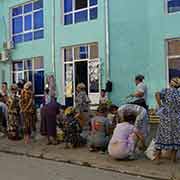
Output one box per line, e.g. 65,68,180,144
155,112,180,150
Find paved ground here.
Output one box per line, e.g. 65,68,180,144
0,136,180,180
0,152,154,180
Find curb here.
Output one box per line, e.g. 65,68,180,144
0,149,171,180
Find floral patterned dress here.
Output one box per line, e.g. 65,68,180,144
7,95,20,139
155,88,180,150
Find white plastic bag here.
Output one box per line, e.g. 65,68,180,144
145,139,156,160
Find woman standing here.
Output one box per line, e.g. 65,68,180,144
7,84,20,140
40,88,51,136
130,74,148,110
20,81,34,144
155,77,180,163
75,83,91,140
44,97,60,145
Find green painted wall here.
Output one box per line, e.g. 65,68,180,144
147,0,180,106
0,0,106,103
109,0,180,107
2,0,180,107
109,0,149,106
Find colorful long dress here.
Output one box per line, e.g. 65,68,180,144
20,89,34,136
155,88,180,150
75,91,90,139
7,95,20,139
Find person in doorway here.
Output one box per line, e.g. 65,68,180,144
129,74,148,110
0,93,8,133
19,81,34,144
44,97,61,145
1,82,8,104
154,77,180,163
75,83,91,140
108,110,145,160
88,105,111,152
7,84,20,140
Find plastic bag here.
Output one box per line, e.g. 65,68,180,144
145,139,156,160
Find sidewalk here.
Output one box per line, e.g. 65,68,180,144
0,136,179,180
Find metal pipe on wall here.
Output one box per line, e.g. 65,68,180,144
51,0,56,75
105,0,110,81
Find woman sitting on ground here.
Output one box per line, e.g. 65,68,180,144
88,105,111,152
117,104,149,140
63,107,83,148
108,110,145,160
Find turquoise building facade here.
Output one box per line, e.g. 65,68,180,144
1,0,180,107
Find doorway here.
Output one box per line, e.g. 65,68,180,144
63,43,100,106
75,61,88,92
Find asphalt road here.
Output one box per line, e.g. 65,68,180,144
0,152,153,180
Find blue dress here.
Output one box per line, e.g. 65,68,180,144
155,88,180,150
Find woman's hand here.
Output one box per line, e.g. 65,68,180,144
155,92,162,107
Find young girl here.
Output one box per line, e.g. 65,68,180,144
108,110,145,160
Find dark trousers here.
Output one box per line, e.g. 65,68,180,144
130,99,148,110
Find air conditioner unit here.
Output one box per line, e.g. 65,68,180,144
0,51,9,62
3,40,14,50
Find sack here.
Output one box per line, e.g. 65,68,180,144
145,139,156,160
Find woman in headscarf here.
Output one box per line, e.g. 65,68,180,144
155,77,180,163
19,81,34,144
75,83,91,139
40,87,51,136
44,96,61,145
117,104,149,140
7,84,20,140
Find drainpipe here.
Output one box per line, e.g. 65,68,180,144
104,0,110,81
51,0,56,75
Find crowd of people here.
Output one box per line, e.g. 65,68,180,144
0,74,180,163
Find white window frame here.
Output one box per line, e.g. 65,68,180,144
166,38,180,86
165,0,180,15
63,0,98,25
10,0,44,43
62,42,100,105
12,57,45,99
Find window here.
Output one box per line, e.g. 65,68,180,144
12,57,44,107
167,0,180,13
11,0,44,44
63,0,98,25
167,39,180,81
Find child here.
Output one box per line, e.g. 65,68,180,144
99,89,108,105
63,107,83,148
108,110,145,160
88,105,111,152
